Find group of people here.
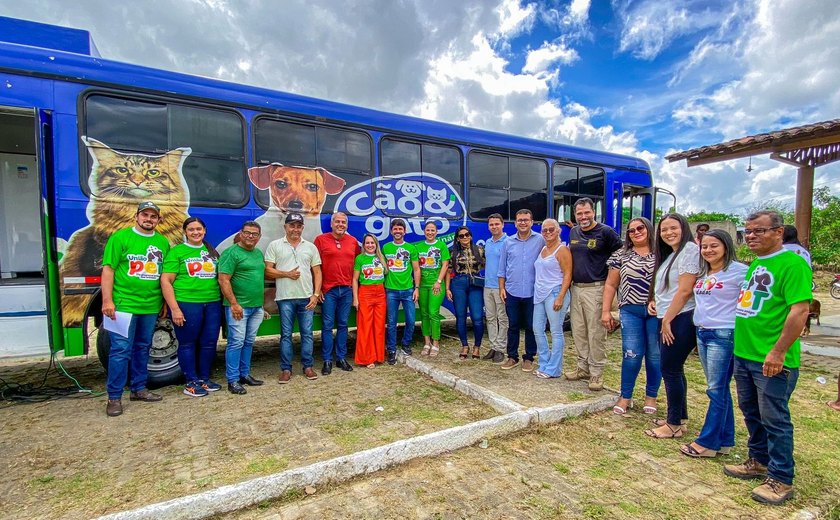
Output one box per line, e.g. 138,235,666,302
102,199,814,506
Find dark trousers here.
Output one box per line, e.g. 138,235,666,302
659,310,696,425
505,294,536,362
734,356,798,484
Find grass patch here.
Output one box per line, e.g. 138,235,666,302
245,455,290,475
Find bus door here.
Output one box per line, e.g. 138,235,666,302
621,185,677,234
0,107,55,357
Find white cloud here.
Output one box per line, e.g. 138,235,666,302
522,41,579,74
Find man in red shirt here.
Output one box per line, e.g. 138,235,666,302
314,212,360,375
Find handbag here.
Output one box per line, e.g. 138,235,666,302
470,275,485,288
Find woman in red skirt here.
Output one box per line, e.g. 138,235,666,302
353,234,388,368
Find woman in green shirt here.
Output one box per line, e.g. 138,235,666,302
161,217,223,398
415,220,450,356
352,233,388,368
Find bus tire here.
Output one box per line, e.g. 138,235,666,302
96,317,184,389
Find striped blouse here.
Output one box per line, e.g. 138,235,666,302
606,248,655,307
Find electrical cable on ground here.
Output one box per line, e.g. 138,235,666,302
0,351,103,404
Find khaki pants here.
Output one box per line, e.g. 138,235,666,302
570,283,607,376
483,288,508,353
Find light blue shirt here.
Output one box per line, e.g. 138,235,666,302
483,233,507,289
498,231,545,298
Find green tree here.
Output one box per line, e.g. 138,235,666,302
685,211,742,224
808,187,840,268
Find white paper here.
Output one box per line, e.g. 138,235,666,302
102,311,132,338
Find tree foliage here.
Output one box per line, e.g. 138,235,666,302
685,211,742,224
808,187,840,268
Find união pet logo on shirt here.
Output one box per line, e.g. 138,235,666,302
736,266,774,317
185,250,217,278
362,257,385,281
126,245,164,280
388,247,412,272
419,247,441,268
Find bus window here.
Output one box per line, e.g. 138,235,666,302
84,95,247,206
468,151,547,221
579,167,605,198
253,119,372,212
380,138,463,218
621,186,649,235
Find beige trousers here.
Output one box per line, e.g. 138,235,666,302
483,288,508,353
570,283,607,376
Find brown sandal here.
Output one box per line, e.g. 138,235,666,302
644,423,684,439
472,346,480,359
459,346,469,359
680,443,717,458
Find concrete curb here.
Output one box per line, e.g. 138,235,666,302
96,412,532,520
529,394,617,424
402,354,524,413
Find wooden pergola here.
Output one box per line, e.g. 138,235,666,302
665,119,840,247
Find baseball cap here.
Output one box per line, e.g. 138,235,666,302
285,212,304,224
137,201,161,215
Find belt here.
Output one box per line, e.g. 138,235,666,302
573,281,605,288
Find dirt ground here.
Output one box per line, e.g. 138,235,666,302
0,331,496,519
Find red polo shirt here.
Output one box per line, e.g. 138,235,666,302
314,232,360,294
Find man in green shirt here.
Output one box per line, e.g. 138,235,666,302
102,201,170,417
724,210,811,505
218,221,267,395
383,218,420,361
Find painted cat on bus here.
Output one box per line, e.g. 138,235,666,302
59,137,192,327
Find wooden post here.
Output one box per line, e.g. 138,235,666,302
794,165,814,248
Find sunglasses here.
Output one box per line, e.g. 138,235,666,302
457,232,471,238
628,224,646,235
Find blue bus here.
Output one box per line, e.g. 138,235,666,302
0,16,673,385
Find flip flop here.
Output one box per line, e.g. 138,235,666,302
534,371,552,379
680,443,717,458
613,400,633,415
828,400,840,412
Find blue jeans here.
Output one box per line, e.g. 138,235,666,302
106,313,158,399
278,298,314,371
451,275,484,346
386,288,416,353
659,310,696,425
532,287,570,377
224,306,263,383
321,286,352,362
618,304,661,400
505,294,536,362
695,328,735,450
172,300,222,383
734,356,799,485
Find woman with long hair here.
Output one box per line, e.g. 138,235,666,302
531,219,572,379
602,217,660,414
415,220,450,356
353,234,388,368
161,217,223,397
445,226,486,359
644,213,700,438
680,229,747,457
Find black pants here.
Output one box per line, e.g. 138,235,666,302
659,310,697,425
505,294,536,362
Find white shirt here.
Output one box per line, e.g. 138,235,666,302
783,243,812,268
693,262,749,329
265,237,322,300
654,242,700,318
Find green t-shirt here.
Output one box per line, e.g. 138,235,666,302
414,239,451,288
162,243,221,303
382,241,418,290
734,250,812,368
101,227,170,314
217,244,265,308
354,253,386,285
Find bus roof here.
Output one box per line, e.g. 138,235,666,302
0,16,650,172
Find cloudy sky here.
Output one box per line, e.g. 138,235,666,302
2,0,839,214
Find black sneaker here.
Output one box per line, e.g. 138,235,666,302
400,345,413,356
387,350,397,365
228,381,247,395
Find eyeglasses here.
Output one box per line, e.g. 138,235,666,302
240,231,260,237
457,233,471,238
516,219,532,223
541,227,557,233
744,226,780,236
628,225,646,235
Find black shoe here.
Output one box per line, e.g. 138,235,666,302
481,349,497,361
401,345,413,356
239,374,264,386
228,382,247,394
322,361,333,375
336,358,354,372
387,350,397,365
